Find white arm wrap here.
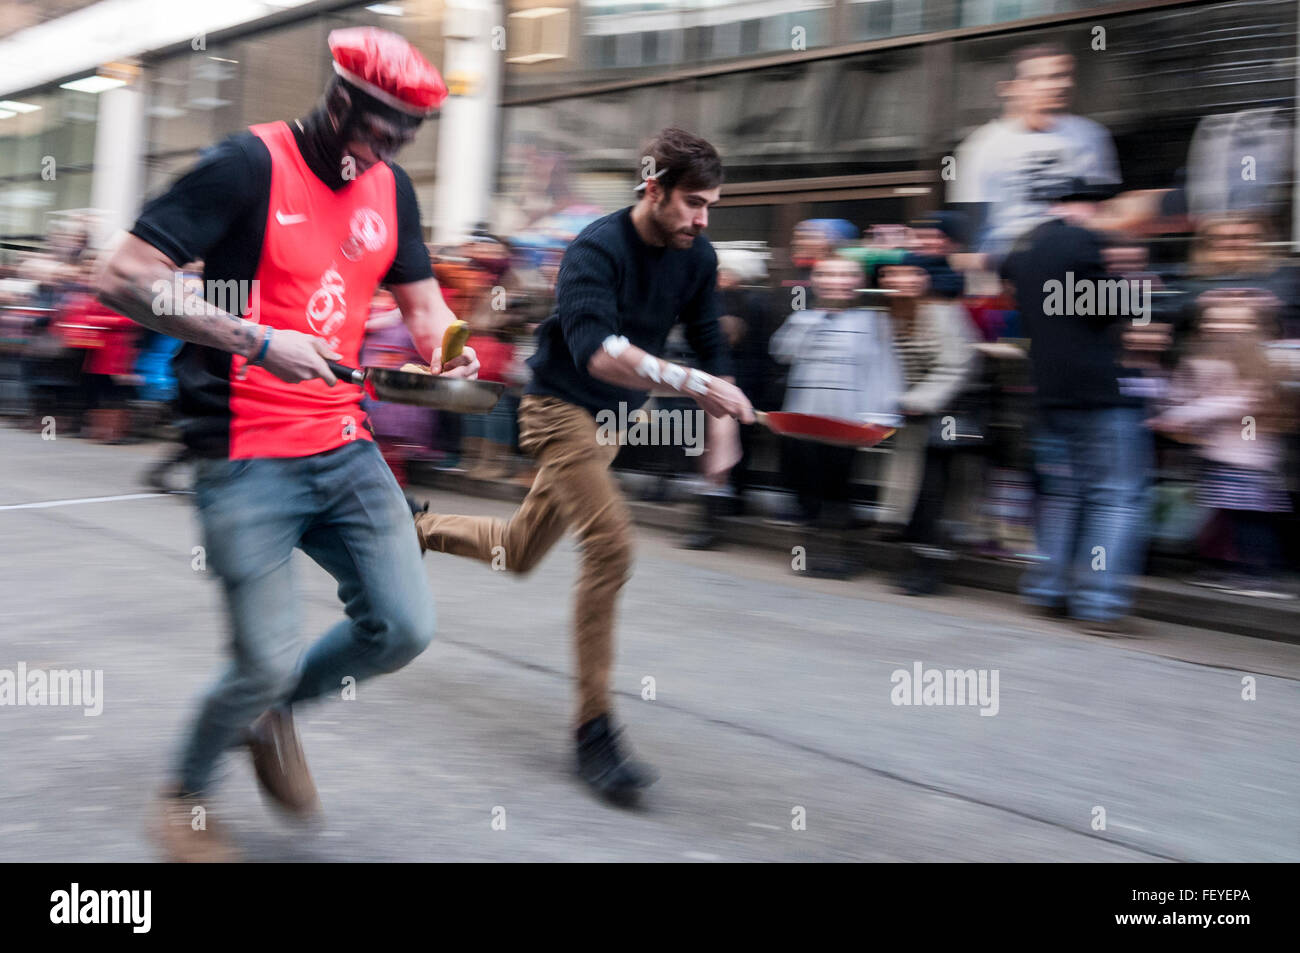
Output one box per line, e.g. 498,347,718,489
685,368,713,395
636,353,663,384
601,334,631,358
661,362,688,391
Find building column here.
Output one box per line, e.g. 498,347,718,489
433,0,504,242
89,79,146,249
1294,9,1300,250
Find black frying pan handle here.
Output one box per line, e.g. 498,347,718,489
326,361,366,386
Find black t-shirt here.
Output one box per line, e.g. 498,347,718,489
1000,217,1139,410
131,126,431,284
128,124,432,456
526,206,731,417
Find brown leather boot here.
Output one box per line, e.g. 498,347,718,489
247,707,321,817
152,790,240,862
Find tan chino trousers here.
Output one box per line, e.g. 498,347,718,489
414,395,633,726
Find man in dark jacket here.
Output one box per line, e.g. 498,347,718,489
414,129,754,803
1000,180,1152,635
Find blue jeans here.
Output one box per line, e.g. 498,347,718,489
463,393,520,445
1021,407,1152,621
178,438,435,794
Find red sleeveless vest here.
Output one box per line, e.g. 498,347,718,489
230,120,399,458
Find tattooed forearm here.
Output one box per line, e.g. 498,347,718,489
390,277,458,361
98,263,263,359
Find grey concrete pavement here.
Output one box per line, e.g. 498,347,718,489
2,428,1298,861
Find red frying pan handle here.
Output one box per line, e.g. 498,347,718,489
326,361,366,386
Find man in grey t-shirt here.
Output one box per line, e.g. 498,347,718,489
951,42,1119,264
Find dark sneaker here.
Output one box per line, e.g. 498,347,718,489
765,507,815,528
143,448,195,495
806,554,856,580
1025,601,1069,620
897,571,938,596
682,492,729,551
1075,616,1144,639
682,528,720,550
1188,569,1233,591
143,461,187,495
143,463,170,494
247,707,321,818
152,789,239,863
576,715,658,805
897,551,947,596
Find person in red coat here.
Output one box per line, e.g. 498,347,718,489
56,284,140,442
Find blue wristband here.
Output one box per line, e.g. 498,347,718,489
250,326,272,366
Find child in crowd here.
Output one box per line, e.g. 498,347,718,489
769,255,901,576
1147,295,1295,598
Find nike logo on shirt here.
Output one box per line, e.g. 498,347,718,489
276,210,308,225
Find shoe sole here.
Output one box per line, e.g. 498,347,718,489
582,774,656,807
249,757,322,820
248,718,322,820
600,786,646,808
1075,623,1144,639
151,806,240,863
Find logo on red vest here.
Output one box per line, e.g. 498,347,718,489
306,266,348,345
341,207,388,261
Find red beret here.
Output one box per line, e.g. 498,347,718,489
328,26,448,117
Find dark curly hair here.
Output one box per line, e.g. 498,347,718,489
637,127,723,197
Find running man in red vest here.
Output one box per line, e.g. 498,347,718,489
97,28,476,861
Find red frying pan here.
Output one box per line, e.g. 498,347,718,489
755,411,895,448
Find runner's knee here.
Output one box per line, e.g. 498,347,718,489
510,546,542,575
372,599,436,671
582,516,633,583
231,651,300,706
506,532,550,575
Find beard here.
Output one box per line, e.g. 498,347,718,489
652,196,698,248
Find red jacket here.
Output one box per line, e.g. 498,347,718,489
56,293,138,376
467,334,513,385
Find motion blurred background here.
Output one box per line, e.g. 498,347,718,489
2,0,1300,863
0,0,1296,240
3,0,1298,601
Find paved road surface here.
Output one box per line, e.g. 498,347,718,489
2,428,1298,861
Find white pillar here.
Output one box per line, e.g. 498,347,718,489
433,0,503,243
89,80,145,249
1294,10,1300,251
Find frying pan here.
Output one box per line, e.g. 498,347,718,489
755,411,895,448
327,361,505,414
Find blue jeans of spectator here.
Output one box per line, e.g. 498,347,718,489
1022,406,1152,621
177,438,435,794
463,393,519,445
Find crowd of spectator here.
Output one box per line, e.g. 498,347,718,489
4,42,1300,631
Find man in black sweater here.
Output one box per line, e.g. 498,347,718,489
1000,180,1152,636
415,129,754,802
